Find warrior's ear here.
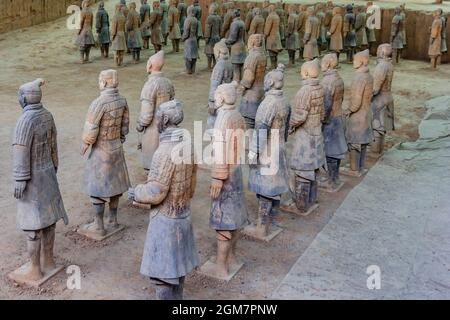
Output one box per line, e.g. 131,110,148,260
35,78,45,87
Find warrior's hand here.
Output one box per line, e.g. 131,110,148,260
288,126,296,135
14,181,27,199
208,104,216,116
136,123,145,133
343,108,352,116
210,178,223,199
80,142,90,156
248,150,258,165
127,187,135,201
137,142,142,150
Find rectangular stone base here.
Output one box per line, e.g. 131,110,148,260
242,224,283,242
340,167,368,178
197,256,244,282
8,263,64,288
318,181,345,193
280,203,319,217
77,224,125,241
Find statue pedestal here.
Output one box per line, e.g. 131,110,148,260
318,180,345,193
197,256,244,282
8,263,64,288
280,202,319,216
340,166,368,178
242,224,283,242
77,224,125,241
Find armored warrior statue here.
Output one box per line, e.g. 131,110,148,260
343,4,356,63
168,0,181,53
246,65,290,240
321,54,347,191
96,1,110,58
225,9,246,82
126,2,143,64
140,0,152,50
265,5,283,70
80,70,130,239
429,10,443,69
344,49,373,176
111,4,127,66
137,51,175,170
303,7,319,61
204,4,222,70
324,1,334,48
390,8,404,64
160,0,169,46
150,1,163,53
178,0,187,35
355,6,368,53
221,2,234,38
315,3,326,53
201,82,248,280
400,3,407,49
275,1,287,48
76,0,95,64
239,34,267,129
297,5,307,61
329,6,343,60
207,40,233,130
182,6,199,74
10,79,68,284
248,8,264,36
244,2,255,41
129,100,198,300
366,1,377,56
261,0,270,21
120,0,130,53
439,9,448,56
286,5,300,67
371,44,394,155
189,0,203,46
282,59,325,215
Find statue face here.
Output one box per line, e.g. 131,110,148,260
18,90,26,108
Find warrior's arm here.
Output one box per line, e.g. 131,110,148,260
121,102,130,142
240,60,256,90
182,19,190,41
82,100,104,145
225,23,238,46
303,19,311,42
50,118,59,170
287,15,294,35
111,18,118,39
349,81,364,113
330,17,338,35
264,16,272,37
79,11,86,34
289,90,310,130
96,12,102,33
137,92,156,131
12,118,33,181
250,107,275,156
204,17,212,39
372,66,387,97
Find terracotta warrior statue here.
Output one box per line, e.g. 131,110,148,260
275,1,287,48
315,3,326,53
189,0,203,46
303,6,319,61
168,0,181,53
96,1,110,58
244,2,255,41
239,34,267,129
126,2,143,64
343,4,356,63
355,6,368,53
207,40,233,130
439,9,447,56
265,5,283,70
182,6,199,74
297,5,307,61
12,79,68,282
390,7,404,64
247,65,290,239
371,44,394,155
366,1,377,56
248,7,264,37
225,9,246,82
178,0,187,35
129,100,198,300
209,82,248,278
111,4,127,66
204,4,222,70
221,2,235,38
120,0,129,53
324,1,334,47
344,49,373,175
76,0,95,64
80,70,130,238
321,53,347,190
329,6,343,60
160,0,169,46
429,9,443,69
286,4,300,67
140,0,152,50
261,0,270,21
286,59,325,214
149,2,162,53
400,4,407,49
137,51,175,170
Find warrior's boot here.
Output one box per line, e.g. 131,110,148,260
175,39,180,53
335,159,342,184
227,231,239,266
298,48,304,62
114,53,119,66
41,224,56,273
309,170,319,204
326,157,338,187
108,196,120,228
173,277,185,300
256,196,272,237
136,49,141,62
85,46,91,63
25,232,43,280
232,64,242,82
171,40,176,53
269,54,277,70
372,134,385,154
87,203,107,236
104,45,109,58
271,199,281,227
216,235,232,277
294,176,312,212
359,144,367,171
100,46,105,58
155,282,175,300
119,51,124,66
349,149,360,172
79,49,86,64
192,59,197,73
207,55,213,70
185,59,192,74
431,57,438,69
288,50,295,66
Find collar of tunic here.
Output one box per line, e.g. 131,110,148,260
23,103,43,112
265,89,283,96
218,103,235,111
302,78,320,86
355,66,369,73
149,71,164,79
160,127,185,143
323,69,338,77
100,88,119,96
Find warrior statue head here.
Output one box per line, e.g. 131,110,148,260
394,7,401,16
321,53,338,72
153,1,160,10
307,6,315,17
263,0,270,9
299,4,307,13
247,33,264,51
18,79,45,108
253,7,262,16
264,64,285,92
268,5,276,14
288,4,296,14
147,50,165,73
332,6,340,16
209,3,218,15
187,4,194,16
247,2,254,10
98,69,119,90
82,0,90,9
346,4,353,13
141,0,147,5
315,3,324,12
98,1,105,9
353,49,370,69
120,0,127,5
156,99,184,133
327,1,334,9
214,39,229,60
377,43,393,60
129,1,136,11
276,1,283,10
301,58,320,80
232,9,241,19
214,82,238,109
115,3,123,13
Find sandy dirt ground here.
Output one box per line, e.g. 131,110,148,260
0,1,449,300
